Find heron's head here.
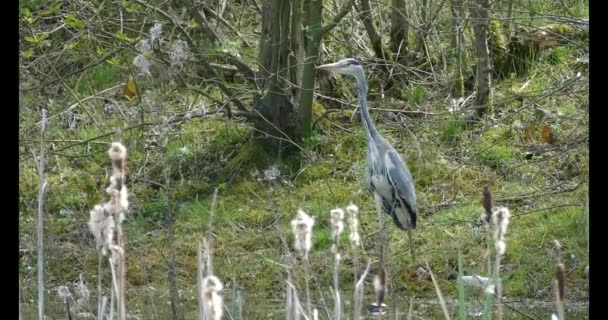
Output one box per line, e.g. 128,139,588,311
316,58,363,77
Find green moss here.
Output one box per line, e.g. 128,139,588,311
473,142,518,169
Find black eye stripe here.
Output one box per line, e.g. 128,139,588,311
346,59,361,66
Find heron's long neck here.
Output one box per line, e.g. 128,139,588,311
354,71,379,141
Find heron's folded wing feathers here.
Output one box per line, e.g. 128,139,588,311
384,149,417,227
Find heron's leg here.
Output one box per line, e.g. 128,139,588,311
373,193,388,308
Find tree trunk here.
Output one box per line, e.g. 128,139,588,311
256,0,295,144
469,0,493,117
390,0,410,54
290,0,305,94
358,0,393,61
296,0,323,137
451,0,465,97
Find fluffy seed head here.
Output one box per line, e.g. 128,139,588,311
492,207,511,255
88,204,115,255
202,275,224,320
346,203,361,246
291,209,315,257
108,142,127,161
330,208,345,240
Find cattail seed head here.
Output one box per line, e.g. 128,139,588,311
88,204,115,255
484,284,496,295
346,203,361,246
202,275,224,320
108,142,127,161
291,209,315,258
330,208,345,246
492,207,511,255
57,285,71,303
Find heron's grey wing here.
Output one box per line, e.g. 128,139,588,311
384,149,417,228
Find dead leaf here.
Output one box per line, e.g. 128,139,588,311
540,123,557,144
123,76,138,98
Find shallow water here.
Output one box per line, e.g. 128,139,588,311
21,298,588,320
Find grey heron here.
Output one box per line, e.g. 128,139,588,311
316,58,417,259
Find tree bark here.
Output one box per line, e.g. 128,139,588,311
450,0,465,97
469,0,493,117
390,0,410,54
358,0,393,61
297,0,354,137
256,0,295,142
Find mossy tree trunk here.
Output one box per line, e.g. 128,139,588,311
256,0,296,144
256,0,353,142
390,0,410,54
358,0,393,62
297,0,323,138
469,0,493,117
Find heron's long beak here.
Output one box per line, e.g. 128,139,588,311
316,62,341,72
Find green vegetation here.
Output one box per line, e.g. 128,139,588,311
19,0,588,318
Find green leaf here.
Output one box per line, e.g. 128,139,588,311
41,2,63,17
25,33,48,45
63,14,85,30
115,31,139,43
63,42,79,50
125,3,141,13
106,57,121,65
19,8,36,24
20,48,35,60
186,19,199,30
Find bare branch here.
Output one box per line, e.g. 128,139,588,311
322,0,356,34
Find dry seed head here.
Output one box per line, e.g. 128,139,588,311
492,207,511,255
118,185,129,214
291,209,315,257
330,208,345,240
108,142,127,161
485,284,496,295
57,285,71,302
202,275,224,320
346,203,359,215
88,204,115,255
346,203,361,246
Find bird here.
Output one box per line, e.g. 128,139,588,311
316,58,417,259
